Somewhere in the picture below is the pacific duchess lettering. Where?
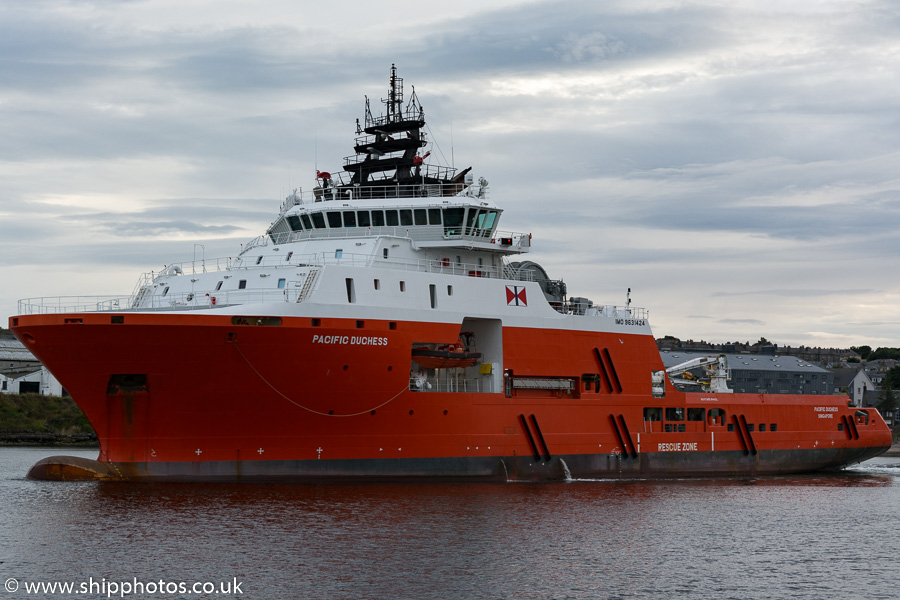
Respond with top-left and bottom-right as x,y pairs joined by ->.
311,335 -> 388,346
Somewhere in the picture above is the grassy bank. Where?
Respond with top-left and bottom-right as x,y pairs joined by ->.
0,393 -> 98,446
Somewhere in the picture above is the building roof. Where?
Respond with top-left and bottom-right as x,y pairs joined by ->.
659,350 -> 829,374
0,337 -> 36,360
831,368 -> 859,388
0,336 -> 41,378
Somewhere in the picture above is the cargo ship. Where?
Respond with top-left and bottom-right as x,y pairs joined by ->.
11,66 -> 891,481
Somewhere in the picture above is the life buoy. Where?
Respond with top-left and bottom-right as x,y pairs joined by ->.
211,296 -> 217,306
441,257 -> 450,267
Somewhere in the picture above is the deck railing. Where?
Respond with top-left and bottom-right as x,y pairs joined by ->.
16,251 -> 647,321
278,180 -> 486,208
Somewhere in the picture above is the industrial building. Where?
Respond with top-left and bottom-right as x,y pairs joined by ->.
660,350 -> 834,395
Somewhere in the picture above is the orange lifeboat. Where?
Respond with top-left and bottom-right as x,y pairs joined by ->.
411,342 -> 482,369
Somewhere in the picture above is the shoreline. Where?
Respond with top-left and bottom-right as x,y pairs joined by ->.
0,432 -> 98,447
881,442 -> 900,458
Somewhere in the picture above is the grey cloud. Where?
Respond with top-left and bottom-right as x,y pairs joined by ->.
69,201 -> 274,237
3,0 -> 900,345
549,32 -> 627,63
719,318 -> 765,325
711,289 -> 877,298
95,221 -> 242,236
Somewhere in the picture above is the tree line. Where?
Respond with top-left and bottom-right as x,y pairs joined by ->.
850,346 -> 900,361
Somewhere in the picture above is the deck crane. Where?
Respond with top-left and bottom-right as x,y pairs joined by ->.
664,354 -> 733,394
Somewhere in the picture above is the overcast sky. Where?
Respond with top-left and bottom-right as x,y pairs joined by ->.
2,0 -> 900,348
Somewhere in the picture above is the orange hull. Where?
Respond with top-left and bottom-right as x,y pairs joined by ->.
11,312 -> 892,481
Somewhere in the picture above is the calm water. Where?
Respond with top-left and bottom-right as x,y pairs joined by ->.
2,448 -> 899,600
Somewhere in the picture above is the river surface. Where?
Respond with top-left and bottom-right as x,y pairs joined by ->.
2,447 -> 899,600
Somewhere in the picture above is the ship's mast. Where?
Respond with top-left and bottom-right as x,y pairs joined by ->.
343,65 -> 436,188
387,63 -> 402,124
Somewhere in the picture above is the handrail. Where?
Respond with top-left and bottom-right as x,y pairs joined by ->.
276,180 -> 484,207
18,288 -> 648,320
252,227 -> 530,250
16,250 -> 644,320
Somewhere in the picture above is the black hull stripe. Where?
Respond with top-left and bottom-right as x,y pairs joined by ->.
27,445 -> 890,482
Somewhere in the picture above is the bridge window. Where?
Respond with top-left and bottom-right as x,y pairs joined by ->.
311,212 -> 326,228
301,214 -> 313,229
474,209 -> 486,229
287,215 -> 303,231
428,208 -> 442,224
400,209 -> 413,226
357,211 -> 371,227
465,208 -> 478,234
414,209 -> 427,225
327,211 -> 342,228
443,207 -> 464,235
474,209 -> 494,237
386,210 -> 399,226
343,211 -> 356,227
372,210 -> 385,226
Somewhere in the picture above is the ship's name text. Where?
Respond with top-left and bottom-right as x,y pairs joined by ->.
657,442 -> 698,452
814,406 -> 838,419
615,318 -> 646,327
311,335 -> 389,346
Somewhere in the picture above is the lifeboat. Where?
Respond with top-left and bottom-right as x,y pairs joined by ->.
411,343 -> 482,369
